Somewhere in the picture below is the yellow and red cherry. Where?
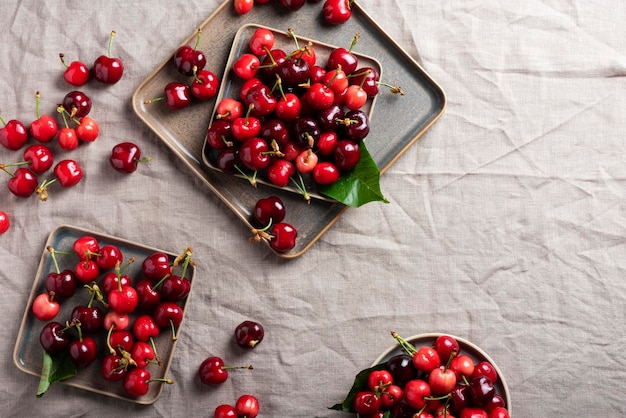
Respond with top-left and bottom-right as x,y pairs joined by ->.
191,67 -> 219,100
59,53 -> 90,86
104,311 -> 130,331
234,0 -> 254,15
0,115 -> 28,150
295,149 -> 318,173
349,66 -> 379,98
174,29 -> 207,76
343,84 -> 368,110
249,27 -> 274,56
312,161 -> 340,185
450,354 -> 475,380
429,363 -> 457,395
0,211 -> 10,234
32,292 -> 60,321
93,31 -> 124,85
109,141 -> 151,174
323,0 -> 352,25
215,97 -> 244,122
235,394 -> 260,418
198,356 -> 253,385
29,92 -> 58,143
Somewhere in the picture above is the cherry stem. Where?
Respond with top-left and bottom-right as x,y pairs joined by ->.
192,66 -> 203,84
288,28 -> 300,50
193,28 -> 202,50
46,246 -> 62,274
222,364 -> 254,371
35,91 -> 42,119
378,80 -> 405,96
115,258 -> 136,292
168,320 -> 178,341
390,331 -> 417,356
59,53 -> 69,69
106,324 -> 116,354
149,337 -> 162,365
173,247 -> 194,278
0,116 -> 6,126
36,178 -> 59,201
234,164 -> 258,187
348,33 -> 360,53
153,273 -> 171,290
107,31 -> 116,58
57,105 -> 71,128
290,172 -> 311,204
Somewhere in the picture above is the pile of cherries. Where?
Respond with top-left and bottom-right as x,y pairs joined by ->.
234,0 -> 354,27
35,234 -> 194,398
348,333 -> 510,418
205,27 -> 389,198
249,195 -> 297,252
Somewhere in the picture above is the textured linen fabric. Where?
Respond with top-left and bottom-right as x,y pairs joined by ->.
1,0 -> 625,416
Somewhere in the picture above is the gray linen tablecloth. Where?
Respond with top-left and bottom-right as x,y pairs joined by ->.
1,0 -> 624,416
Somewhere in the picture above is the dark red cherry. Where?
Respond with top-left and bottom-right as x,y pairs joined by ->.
270,222 -> 297,252
215,148 -> 239,174
142,252 -> 172,281
173,29 -> 207,76
68,335 -> 98,368
327,46 -> 359,75
161,275 -> 191,302
278,0 -> 306,10
260,118 -> 290,146
333,139 -> 360,171
343,110 -> 370,141
39,321 -> 70,353
109,142 -> 149,174
45,270 -> 77,301
71,305 -> 104,333
206,119 -> 234,150
234,320 -> 265,349
292,116 -> 320,149
62,90 -> 92,118
253,196 -> 286,226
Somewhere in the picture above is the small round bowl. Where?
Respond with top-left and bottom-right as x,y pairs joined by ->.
369,333 -> 511,415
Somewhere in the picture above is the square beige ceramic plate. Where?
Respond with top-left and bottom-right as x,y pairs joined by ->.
201,23 -> 382,201
132,0 -> 446,258
13,225 -> 196,404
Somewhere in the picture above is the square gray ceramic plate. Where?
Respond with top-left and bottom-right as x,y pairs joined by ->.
132,0 -> 446,258
13,224 -> 196,404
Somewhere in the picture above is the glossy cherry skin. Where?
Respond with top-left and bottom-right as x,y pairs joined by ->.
174,43 -> 207,76
472,361 -> 498,383
74,259 -> 100,283
164,82 -> 192,110
216,148 -> 239,174
260,119 -> 290,146
109,329 -> 134,356
233,53 -> 260,80
334,139 -> 360,171
71,305 -> 104,333
32,292 -> 60,321
57,127 -> 79,150
239,137 -> 271,171
343,110 -> 370,141
93,32 -> 124,84
235,320 -> 265,349
23,144 -> 54,174
266,159 -> 295,187
214,404 -> 238,418
277,57 -> 310,86
350,66 -> 380,98
62,90 -> 91,118
109,142 -> 143,173
269,222 -> 297,252
39,321 -> 70,353
45,270 -> 77,301
323,0 -> 352,25
130,341 -> 157,368
191,69 -> 219,100
429,365 -> 457,395
96,244 -> 123,270
161,275 -> 191,301
29,109 -> 58,143
434,335 -> 461,361
0,118 -> 28,150
101,354 -> 128,382
403,379 -> 431,410
328,47 -> 358,75
353,391 -> 382,415
312,161 -> 340,185
234,0 -> 254,15
0,211 -> 10,234
278,0 -> 306,11
249,27 -> 274,56
199,356 -> 229,385
387,354 -> 418,388
253,196 -> 286,226
132,314 -> 160,342
468,376 -> 496,406
317,103 -> 344,132
245,84 -> 277,118
142,252 -> 172,281
123,367 -> 151,397
60,54 -> 90,86
76,116 -> 99,142
206,119 -> 234,150
8,167 -> 38,197
54,159 -> 83,187
135,279 -> 162,309
215,97 -> 244,122
108,285 -> 139,314
292,116 -> 320,149
154,302 -> 184,340
68,335 -> 98,368
103,311 -> 130,331
235,394 -> 260,418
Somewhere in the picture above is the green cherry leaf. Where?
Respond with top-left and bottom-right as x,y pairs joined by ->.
328,362 -> 389,412
317,142 -> 389,207
36,350 -> 77,398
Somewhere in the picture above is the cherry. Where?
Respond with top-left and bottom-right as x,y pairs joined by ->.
109,142 -> 151,174
160,274 -> 191,301
0,211 -> 9,234
59,53 -> 90,86
292,116 -> 320,149
278,0 -> 306,11
55,106 -> 79,151
403,379 -> 431,410
333,139 -> 360,171
214,404 -> 237,418
234,0 -> 254,14
342,109 -> 370,141
253,196 -> 286,226
153,301 -> 184,340
215,149 -> 239,175
234,320 -> 265,349
101,354 -> 129,382
44,246 -> 77,301
323,0 -> 352,25
349,66 -> 380,98
233,53 -> 260,80
74,258 -> 100,283
135,279 -> 162,309
316,102 -> 344,132
93,31 -> 124,84
328,39 -> 359,75
269,222 -> 297,252
0,116 -> 28,150
449,384 -> 472,414
130,341 -> 158,368
145,81 -> 192,110
267,159 -> 295,187
39,321 -> 70,353
53,159 -> 83,187
239,137 -> 271,171
344,84 -> 368,110
29,92 -> 58,143
295,149 -> 318,173
259,49 -> 287,80
309,64 -> 327,84
96,244 -> 123,270
174,29 -> 207,76
277,57 -> 310,86
305,82 -> 335,110
367,369 -> 393,391
468,376 -> 496,406
198,356 -> 253,385
244,84 -> 277,118
75,116 -> 100,142
132,314 -> 160,342
488,407 -> 510,418
323,66 -> 349,94
104,311 -> 130,331
22,144 -> 54,174
108,329 -> 134,356
68,325 -> 98,368
381,384 -> 404,409
484,394 -> 506,413
206,119 -> 234,150
249,27 -> 274,56
6,167 -> 38,197
191,67 -> 219,100
71,283 -> 106,333
260,119 -> 290,146
123,367 -> 152,397
316,131 -> 337,156
428,364 -> 457,395
73,235 -> 100,260
109,284 -> 139,314
450,354 -> 475,380
142,252 -> 172,281
275,91 -> 301,122
353,391 -> 381,415
62,90 -> 92,118
461,408 -> 488,418
215,97 -> 244,122
32,292 -> 60,321
312,161 -> 340,185
231,104 -> 262,141
387,354 -> 418,388
433,335 -> 460,361
471,361 -> 498,384
235,394 -> 260,418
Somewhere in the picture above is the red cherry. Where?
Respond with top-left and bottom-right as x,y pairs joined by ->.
234,320 -> 265,349
343,84 -> 368,110
269,222 -> 297,252
101,354 -> 128,382
215,97 -> 244,122
109,142 -> 151,174
471,361 -> 498,383
153,301 -> 184,340
76,116 -> 99,142
312,161 -> 340,185
428,365 -> 457,395
123,367 -> 151,397
59,53 -> 90,86
57,127 -> 79,150
54,159 -> 83,187
323,0 -> 352,25
23,144 -> 54,174
295,149 -> 318,173
234,0 -> 254,14
68,332 -> 98,368
249,27 -> 274,56
413,345 -> 441,373
73,235 -> 100,260
239,137 -> 271,171
0,116 -> 28,150
235,394 -> 260,418
266,159 -> 295,187
103,311 -> 130,331
214,404 -> 237,418
191,68 -> 219,100
108,329 -> 134,356
233,53 -> 260,80
403,379 -> 431,410
173,29 -> 207,76
96,244 -> 123,270
31,292 -> 60,321
29,92 -> 58,143
0,211 -> 10,234
130,341 -> 157,368
74,259 -> 101,283
142,252 -> 172,281
163,81 -> 192,110
433,334 -> 461,361
132,314 -> 160,342
7,167 -> 38,197
160,274 -> 191,301
353,391 -> 382,415
93,31 -> 124,84
135,279 -> 162,310
253,196 -> 286,226
62,90 -> 92,118
109,284 -> 139,314
198,356 -> 252,385
275,92 -> 301,122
